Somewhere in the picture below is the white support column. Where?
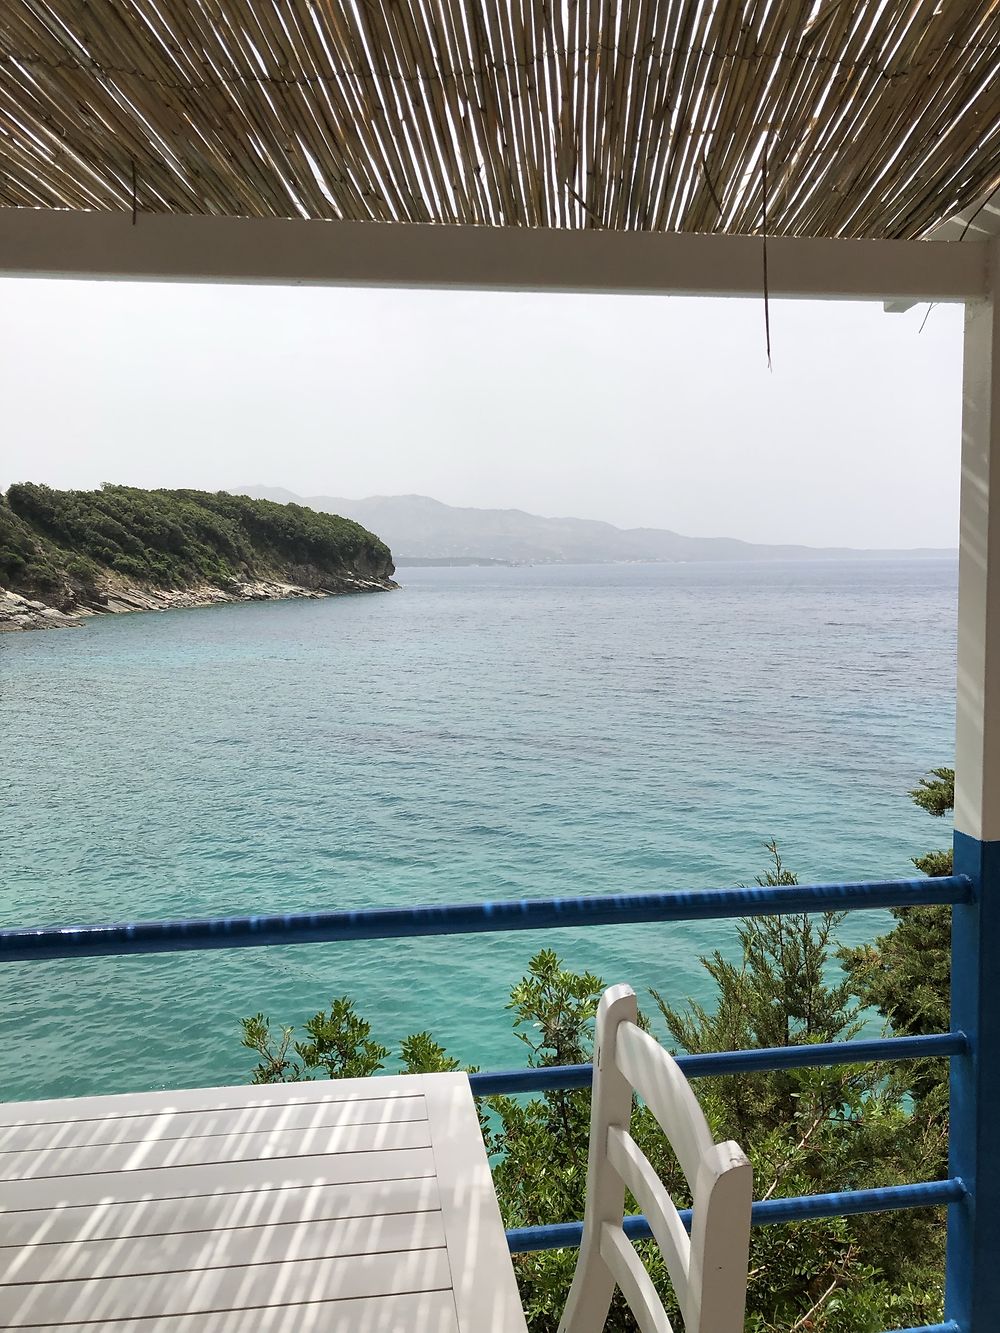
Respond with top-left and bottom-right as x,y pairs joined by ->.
955,244 -> 1000,843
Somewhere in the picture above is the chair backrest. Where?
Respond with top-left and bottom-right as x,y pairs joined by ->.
558,984 -> 752,1333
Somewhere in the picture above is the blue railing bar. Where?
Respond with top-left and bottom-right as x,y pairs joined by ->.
0,876 -> 972,964
469,1064 -> 595,1095
505,1178 -> 966,1253
468,1030 -> 969,1096
750,1177 -> 965,1223
505,1214 -> 660,1254
886,1326 -> 960,1333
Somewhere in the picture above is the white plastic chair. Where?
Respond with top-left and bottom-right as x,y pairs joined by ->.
558,984 -> 752,1333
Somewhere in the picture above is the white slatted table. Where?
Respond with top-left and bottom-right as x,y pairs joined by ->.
0,1071 -> 528,1332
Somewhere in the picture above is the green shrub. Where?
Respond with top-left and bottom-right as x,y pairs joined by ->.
241,861 -> 949,1331
1,483 -> 392,598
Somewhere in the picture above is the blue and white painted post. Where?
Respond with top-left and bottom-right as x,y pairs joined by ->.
947,239 -> 1000,1331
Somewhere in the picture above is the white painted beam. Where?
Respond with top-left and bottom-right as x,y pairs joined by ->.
0,209 -> 988,301
955,240 -> 1000,841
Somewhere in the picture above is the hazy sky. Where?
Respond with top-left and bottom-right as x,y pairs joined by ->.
0,277 -> 963,548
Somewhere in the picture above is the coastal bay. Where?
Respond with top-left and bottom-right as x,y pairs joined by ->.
0,559 -> 956,1103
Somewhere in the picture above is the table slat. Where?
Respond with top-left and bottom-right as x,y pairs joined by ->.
0,1176 -> 441,1248
0,1075 -> 429,1128
0,1095 -> 427,1155
0,1247 -> 454,1325
0,1119 -> 431,1181
20,1288 -> 460,1332
0,1146 -> 437,1211
1,1209 -> 447,1284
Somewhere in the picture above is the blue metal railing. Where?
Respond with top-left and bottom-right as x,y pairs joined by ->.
0,872 -> 973,1333
468,1029 -> 969,1095
506,1178 -> 968,1252
0,874 -> 969,961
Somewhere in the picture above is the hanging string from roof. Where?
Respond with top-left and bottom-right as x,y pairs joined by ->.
762,136 -> 772,372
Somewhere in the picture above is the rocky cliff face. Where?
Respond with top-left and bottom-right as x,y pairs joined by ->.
0,571 -> 397,633
0,589 -> 86,631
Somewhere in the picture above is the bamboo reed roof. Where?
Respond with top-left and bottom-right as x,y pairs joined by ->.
2,1 -> 1000,240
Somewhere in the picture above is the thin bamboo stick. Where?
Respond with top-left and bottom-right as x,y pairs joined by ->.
1,0 -> 999,237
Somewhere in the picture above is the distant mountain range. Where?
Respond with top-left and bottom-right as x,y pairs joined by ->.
237,488 -> 955,566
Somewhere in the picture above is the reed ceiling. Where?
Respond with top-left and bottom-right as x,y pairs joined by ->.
2,0 -> 1000,238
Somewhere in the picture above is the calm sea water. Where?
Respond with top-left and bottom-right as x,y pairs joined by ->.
0,560 -> 957,1103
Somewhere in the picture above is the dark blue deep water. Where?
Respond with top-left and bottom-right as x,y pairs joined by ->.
0,560 -> 957,1102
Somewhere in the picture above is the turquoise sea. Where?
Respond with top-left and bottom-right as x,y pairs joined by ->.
0,560 -> 957,1103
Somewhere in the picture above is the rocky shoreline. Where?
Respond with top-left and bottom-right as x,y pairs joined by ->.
0,574 -> 397,633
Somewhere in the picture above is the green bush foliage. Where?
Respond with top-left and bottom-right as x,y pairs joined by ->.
0,500 -> 63,592
0,483 -> 392,598
240,800 -> 955,1331
842,767 -> 954,1129
243,997 -> 391,1083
